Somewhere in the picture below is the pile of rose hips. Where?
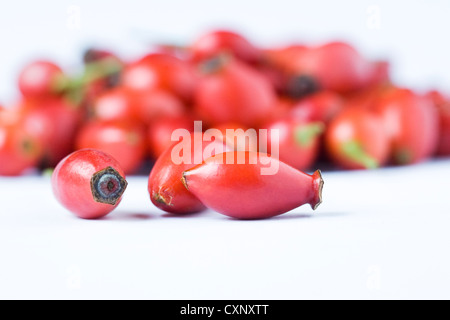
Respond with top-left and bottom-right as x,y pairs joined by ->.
1,30 -> 450,219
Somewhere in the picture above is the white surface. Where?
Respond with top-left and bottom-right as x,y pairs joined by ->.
1,160 -> 450,300
1,0 -> 450,104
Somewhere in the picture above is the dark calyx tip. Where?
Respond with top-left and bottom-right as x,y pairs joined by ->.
286,75 -> 320,99
91,166 -> 128,205
312,169 -> 324,210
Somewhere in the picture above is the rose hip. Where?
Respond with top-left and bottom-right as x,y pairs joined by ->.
18,60 -> 64,99
52,149 -> 127,219
264,119 -> 324,171
325,108 -> 390,170
182,152 -> 323,219
76,121 -> 147,174
194,56 -> 276,127
148,133 -> 231,214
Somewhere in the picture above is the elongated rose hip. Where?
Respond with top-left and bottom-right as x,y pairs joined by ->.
148,133 -> 231,214
182,152 -> 323,219
52,149 -> 128,219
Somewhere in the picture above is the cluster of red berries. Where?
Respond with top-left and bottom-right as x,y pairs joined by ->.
1,30 -> 449,219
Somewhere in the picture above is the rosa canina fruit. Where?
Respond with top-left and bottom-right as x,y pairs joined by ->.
287,42 -> 380,94
147,116 -> 195,159
76,120 -> 147,175
133,89 -> 186,126
148,133 -> 232,214
194,56 -> 276,127
52,149 -> 128,219
121,53 -> 197,102
426,90 -> 450,156
0,107 -> 43,176
18,60 -> 65,99
325,108 -> 390,170
19,97 -> 82,167
89,87 -> 138,123
191,30 -> 261,63
264,118 -> 324,171
290,91 -> 344,124
182,151 -> 324,219
373,88 -> 439,165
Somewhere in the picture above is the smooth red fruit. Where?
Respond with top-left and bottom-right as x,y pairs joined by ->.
18,61 -> 64,99
52,149 -> 127,219
148,133 -> 231,214
0,108 -> 43,176
373,89 -> 439,165
76,121 -> 146,174
265,119 -> 323,171
288,42 -> 377,93
122,53 -> 197,102
290,91 -> 344,124
182,152 -> 324,219
191,30 -> 261,63
325,108 -> 390,170
90,87 -> 137,123
147,117 -> 195,159
194,57 -> 276,127
206,123 -> 259,152
20,98 -> 82,167
426,90 -> 450,156
134,89 -> 186,126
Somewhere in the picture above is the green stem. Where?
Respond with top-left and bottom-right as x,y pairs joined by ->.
294,122 -> 324,148
341,140 -> 379,169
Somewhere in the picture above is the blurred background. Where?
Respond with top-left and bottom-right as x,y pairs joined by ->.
0,0 -> 449,103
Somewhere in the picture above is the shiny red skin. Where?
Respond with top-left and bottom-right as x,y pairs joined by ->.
122,53 -> 197,102
194,59 -> 276,127
191,30 -> 261,63
206,123 -> 258,152
148,133 -> 231,214
134,89 -> 186,126
289,42 -> 376,93
147,117 -> 195,159
264,119 -> 323,171
183,152 -> 323,219
90,87 -> 138,123
262,45 -> 308,73
426,90 -> 450,156
0,108 -> 43,176
20,98 -> 82,167
18,61 -> 63,99
76,121 -> 146,174
52,149 -> 127,219
325,108 -> 390,170
373,89 -> 439,164
290,91 -> 344,124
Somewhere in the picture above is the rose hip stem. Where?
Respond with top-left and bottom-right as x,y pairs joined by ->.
52,149 -> 128,219
181,152 -> 323,219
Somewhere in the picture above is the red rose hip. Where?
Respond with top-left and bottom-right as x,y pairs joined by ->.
182,152 -> 324,219
52,149 -> 128,219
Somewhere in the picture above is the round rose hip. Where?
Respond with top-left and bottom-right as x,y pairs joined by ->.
52,149 -> 128,219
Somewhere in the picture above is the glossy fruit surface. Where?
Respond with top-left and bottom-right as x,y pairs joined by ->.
265,119 -> 323,170
373,89 -> 439,164
148,133 -> 231,214
426,90 -> 450,156
325,108 -> 390,170
76,121 -> 146,174
182,152 -> 323,219
0,108 -> 43,175
194,57 -> 276,127
18,60 -> 64,99
52,149 -> 127,219
191,30 -> 261,63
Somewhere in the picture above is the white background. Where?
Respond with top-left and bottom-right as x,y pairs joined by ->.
1,0 -> 450,300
